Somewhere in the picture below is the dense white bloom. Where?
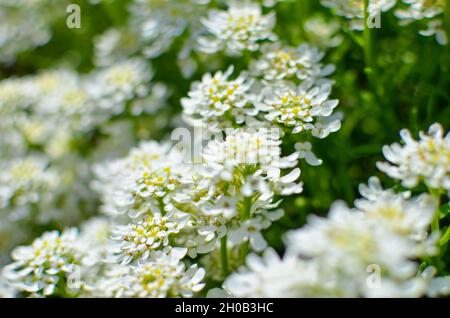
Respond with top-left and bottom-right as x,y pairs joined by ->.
199,1 -> 276,55
0,157 -> 59,218
259,80 -> 340,135
110,248 -> 205,298
202,128 -> 302,194
112,213 -> 190,264
304,15 -> 343,48
224,196 -> 440,298
181,66 -> 255,127
0,0 -> 61,64
223,249 -> 335,297
377,123 -> 449,191
129,0 -> 208,58
251,43 -> 336,84
286,202 -> 424,282
89,59 -> 153,114
3,229 -> 86,296
356,177 -> 435,241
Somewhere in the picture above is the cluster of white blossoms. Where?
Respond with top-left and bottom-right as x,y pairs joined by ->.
92,125 -> 301,266
103,248 -> 205,298
0,0 -> 63,64
218,123 -> 450,298
184,9 -> 341,140
2,0 -> 448,300
0,55 -> 168,261
198,1 -> 277,55
2,229 -> 86,297
320,0 -> 448,45
377,123 -> 449,192
221,179 -> 449,297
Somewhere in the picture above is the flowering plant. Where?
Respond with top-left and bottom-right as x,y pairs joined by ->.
0,0 -> 449,298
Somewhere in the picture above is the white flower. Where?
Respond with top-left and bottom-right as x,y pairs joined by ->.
181,66 -> 254,127
228,218 -> 269,251
88,59 -> 153,114
396,0 -> 446,45
3,229 -> 86,296
356,177 -> 435,241
286,202 -> 423,282
0,156 -> 59,217
112,212 -> 190,265
320,0 -> 397,30
113,248 -> 205,298
223,248 -> 334,297
199,1 -> 276,55
377,123 -> 449,191
295,142 -> 323,166
251,43 -> 335,84
304,15 -> 343,48
129,0 -> 208,58
0,1 -> 60,64
260,80 -> 340,135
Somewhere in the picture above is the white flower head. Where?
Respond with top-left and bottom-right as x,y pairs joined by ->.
377,123 -> 450,191
3,229 -> 86,297
181,66 -> 255,128
199,1 -> 277,55
260,80 -> 340,135
113,248 -> 205,298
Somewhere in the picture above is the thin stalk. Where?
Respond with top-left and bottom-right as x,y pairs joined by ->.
440,227 -> 450,246
240,196 -> 252,264
445,0 -> 450,48
220,235 -> 229,277
363,0 -> 376,79
430,189 -> 441,233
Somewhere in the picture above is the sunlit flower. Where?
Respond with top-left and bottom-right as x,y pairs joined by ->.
199,1 -> 276,55
377,123 -> 449,191
112,248 -> 205,298
3,229 -> 86,297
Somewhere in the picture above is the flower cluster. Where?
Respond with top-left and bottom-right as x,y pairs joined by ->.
1,0 -> 449,300
2,229 -> 86,297
102,248 -> 205,298
377,123 -> 449,192
0,0 -> 63,64
0,57 -> 167,258
222,178 -> 448,297
219,123 -> 450,297
183,47 -> 340,139
198,1 -> 277,55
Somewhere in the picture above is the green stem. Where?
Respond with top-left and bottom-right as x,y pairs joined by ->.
220,235 -> 229,277
363,0 -> 376,79
240,196 -> 252,264
445,0 -> 450,48
440,227 -> 450,246
430,189 -> 441,233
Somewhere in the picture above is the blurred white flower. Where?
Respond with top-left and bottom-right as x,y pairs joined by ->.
377,123 -> 449,191
3,229 -> 86,297
199,1 -> 276,55
260,80 -> 340,135
251,43 -> 336,84
111,248 -> 205,298
396,0 -> 447,45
